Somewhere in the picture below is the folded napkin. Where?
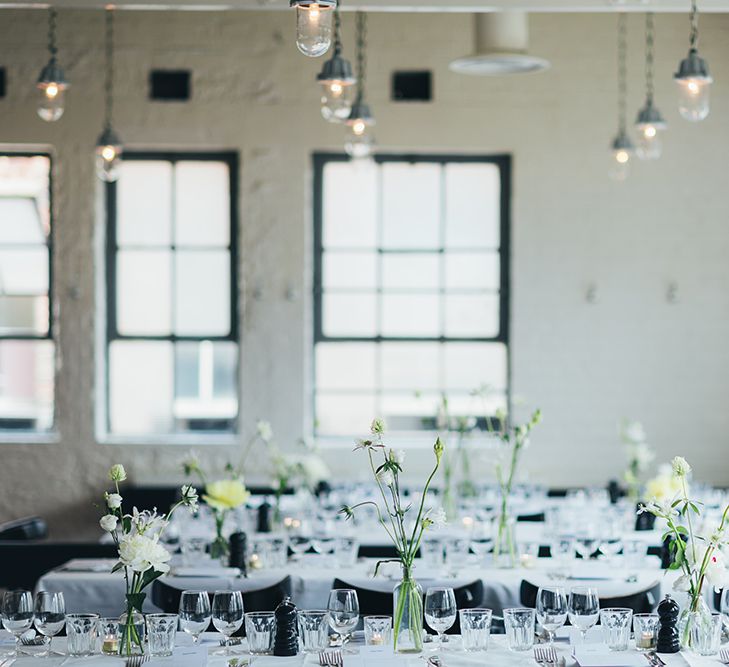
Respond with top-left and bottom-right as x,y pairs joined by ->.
573,644 -> 652,667
171,566 -> 241,577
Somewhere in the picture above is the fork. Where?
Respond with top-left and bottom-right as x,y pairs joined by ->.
534,646 -> 558,665
331,649 -> 344,667
719,648 -> 729,664
318,652 -> 331,666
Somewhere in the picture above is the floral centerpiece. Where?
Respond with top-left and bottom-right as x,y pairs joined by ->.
341,419 -> 445,653
619,419 -> 655,502
100,464 -> 198,656
182,454 -> 250,560
640,456 -> 729,649
491,408 -> 542,568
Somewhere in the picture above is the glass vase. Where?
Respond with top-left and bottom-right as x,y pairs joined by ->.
678,596 -> 712,651
392,565 -> 423,653
119,602 -> 145,656
492,510 -> 517,568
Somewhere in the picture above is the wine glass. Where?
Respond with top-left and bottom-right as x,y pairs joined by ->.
536,586 -> 567,645
179,590 -> 211,645
574,537 -> 597,561
33,591 -> 66,657
568,587 -> 599,644
720,589 -> 729,632
212,591 -> 244,655
424,587 -> 457,653
1,590 -> 34,656
327,589 -> 359,652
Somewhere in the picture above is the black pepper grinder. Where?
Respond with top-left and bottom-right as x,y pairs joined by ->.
228,531 -> 248,576
656,595 -> 680,653
273,597 -> 299,656
257,497 -> 272,533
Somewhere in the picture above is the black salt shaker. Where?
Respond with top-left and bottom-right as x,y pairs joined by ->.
257,497 -> 272,533
273,597 -> 299,656
656,595 -> 680,654
228,531 -> 248,576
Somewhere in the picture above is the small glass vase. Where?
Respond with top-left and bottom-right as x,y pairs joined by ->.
392,565 -> 423,654
492,511 -> 517,568
119,605 -> 145,656
678,597 -> 712,651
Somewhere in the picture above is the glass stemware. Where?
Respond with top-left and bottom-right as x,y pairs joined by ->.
179,590 -> 212,645
212,591 -> 244,655
574,537 -> 597,561
1,590 -> 34,656
567,586 -> 599,643
535,586 -> 567,645
33,591 -> 66,657
424,587 -> 457,653
327,589 -> 359,653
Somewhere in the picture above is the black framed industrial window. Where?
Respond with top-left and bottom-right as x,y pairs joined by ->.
105,152 -> 239,437
313,153 -> 510,436
0,152 -> 54,432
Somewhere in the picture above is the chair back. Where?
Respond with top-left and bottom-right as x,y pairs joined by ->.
0,516 -> 48,541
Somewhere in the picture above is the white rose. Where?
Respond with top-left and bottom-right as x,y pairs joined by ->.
100,514 -> 118,532
109,464 -> 127,482
118,533 -> 171,574
704,549 -> 729,588
671,456 -> 692,478
105,493 -> 122,509
672,574 -> 691,592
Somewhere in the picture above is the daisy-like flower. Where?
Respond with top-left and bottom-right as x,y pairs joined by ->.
353,437 -> 384,451
672,456 -> 692,478
422,507 -> 447,530
377,469 -> 395,488
339,505 -> 355,521
108,464 -> 127,482
181,485 -> 199,512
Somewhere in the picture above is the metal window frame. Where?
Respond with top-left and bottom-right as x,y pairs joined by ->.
104,150 -> 240,434
0,151 -> 54,342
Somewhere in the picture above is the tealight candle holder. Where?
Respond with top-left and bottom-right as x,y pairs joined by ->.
633,613 -> 659,651
99,617 -> 121,655
364,615 -> 392,647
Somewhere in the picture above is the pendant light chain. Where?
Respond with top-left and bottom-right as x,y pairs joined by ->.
355,11 -> 367,102
645,13 -> 655,104
48,7 -> 58,60
617,12 -> 628,135
689,0 -> 699,50
104,8 -> 115,131
333,2 -> 342,54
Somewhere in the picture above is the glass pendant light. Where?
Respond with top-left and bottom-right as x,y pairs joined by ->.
674,0 -> 712,122
345,12 -> 375,159
609,13 -> 634,182
635,13 -> 667,160
317,4 -> 356,122
95,8 -> 122,182
36,8 -> 69,122
290,0 -> 336,58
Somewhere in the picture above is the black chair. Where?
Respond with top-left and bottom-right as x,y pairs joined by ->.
0,516 -> 48,541
520,579 -> 660,614
331,578 -> 483,634
517,513 -> 545,523
151,576 -> 292,636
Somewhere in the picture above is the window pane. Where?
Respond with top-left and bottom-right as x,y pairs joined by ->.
0,198 -> 45,244
445,163 -> 500,248
0,249 -> 49,294
381,293 -> 440,337
174,341 -> 237,432
175,161 -> 230,247
316,391 -> 376,435
0,340 -> 53,431
117,250 -> 172,335
110,341 -> 173,435
174,250 -> 230,336
380,391 -> 440,431
444,294 -> 500,337
0,296 -> 48,336
382,254 -> 440,290
0,155 -> 50,240
323,251 -> 377,289
382,163 -> 441,249
323,161 -> 377,248
117,161 -> 172,246
443,342 -> 507,392
316,342 -> 376,390
445,252 -> 500,290
322,292 -> 376,337
380,342 -> 440,390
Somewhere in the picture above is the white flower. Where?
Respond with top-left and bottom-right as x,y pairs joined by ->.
100,514 -> 118,532
181,485 -> 199,512
627,442 -> 655,471
370,418 -> 386,435
705,549 -> 729,588
422,507 -> 447,530
118,533 -> 171,574
256,421 -> 273,442
391,449 -> 405,466
109,464 -> 127,482
105,493 -> 122,510
621,420 -> 647,445
672,456 -> 692,478
129,508 -> 168,537
672,574 -> 691,592
376,469 -> 394,487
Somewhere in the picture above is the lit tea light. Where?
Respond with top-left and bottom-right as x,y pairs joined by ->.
461,516 -> 474,529
637,631 -> 655,649
102,636 -> 120,654
369,632 -> 384,645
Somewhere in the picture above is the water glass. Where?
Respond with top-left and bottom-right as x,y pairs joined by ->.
327,589 -> 359,652
146,613 -> 178,657
567,587 -> 599,643
424,587 -> 457,651
504,608 -> 535,651
363,615 -> 391,646
633,613 -> 659,651
181,537 -> 208,566
600,608 -> 632,651
444,539 -> 470,571
420,539 -> 444,569
334,537 -> 359,567
179,590 -> 211,645
99,617 -> 121,655
536,586 -> 567,645
692,612 -> 723,656
33,591 -> 65,657
66,613 -> 99,656
298,610 -> 329,653
459,608 -> 492,652
245,612 -> 275,655
268,537 -> 289,568
212,591 -> 244,654
1,590 -> 34,655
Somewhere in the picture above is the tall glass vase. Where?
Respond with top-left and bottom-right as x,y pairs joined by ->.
492,510 -> 517,568
210,511 -> 229,564
678,596 -> 713,651
120,595 -> 145,656
392,565 -> 423,653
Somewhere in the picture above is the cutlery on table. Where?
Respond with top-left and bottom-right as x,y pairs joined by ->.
534,645 -> 558,665
719,648 -> 729,665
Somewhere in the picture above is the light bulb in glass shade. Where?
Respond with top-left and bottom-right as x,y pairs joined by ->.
291,0 -> 336,58
634,101 -> 667,161
317,49 -> 356,122
345,99 -> 375,158
95,128 -> 123,182
36,61 -> 68,122
608,132 -> 634,182
674,49 -> 712,122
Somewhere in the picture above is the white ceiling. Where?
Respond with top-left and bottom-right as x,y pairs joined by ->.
4,0 -> 729,11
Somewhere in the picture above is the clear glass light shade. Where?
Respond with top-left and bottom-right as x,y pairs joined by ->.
294,2 -> 335,57
96,142 -> 123,182
635,124 -> 663,160
608,148 -> 631,182
344,122 -> 374,159
36,81 -> 66,122
676,78 -> 711,122
321,80 -> 355,122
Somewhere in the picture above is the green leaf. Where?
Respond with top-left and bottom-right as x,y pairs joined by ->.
125,592 -> 146,613
689,502 -> 701,515
111,561 -> 124,574
668,560 -> 683,570
139,567 -> 164,591
122,516 -> 132,533
675,525 -> 689,535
